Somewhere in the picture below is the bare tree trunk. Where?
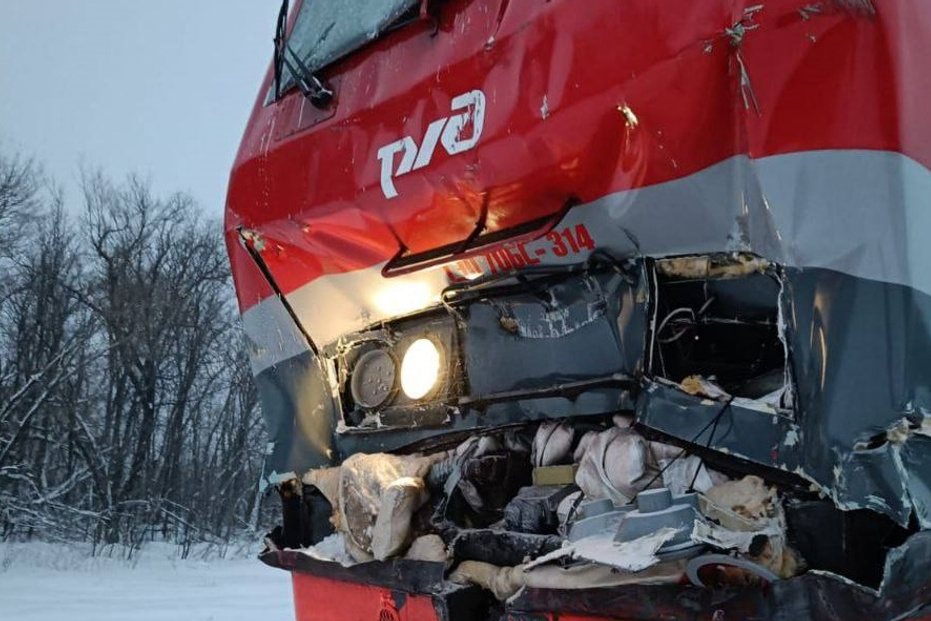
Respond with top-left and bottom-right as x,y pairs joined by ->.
0,150 -> 272,547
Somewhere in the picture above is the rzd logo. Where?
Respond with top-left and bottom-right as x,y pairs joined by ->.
377,90 -> 486,199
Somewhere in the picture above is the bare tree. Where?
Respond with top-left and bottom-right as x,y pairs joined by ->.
0,184 -> 94,539
0,150 -> 271,549
0,149 -> 40,257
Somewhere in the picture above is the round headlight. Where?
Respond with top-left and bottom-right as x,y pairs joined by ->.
350,349 -> 396,409
400,338 -> 442,400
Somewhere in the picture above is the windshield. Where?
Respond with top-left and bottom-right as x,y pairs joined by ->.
280,0 -> 418,94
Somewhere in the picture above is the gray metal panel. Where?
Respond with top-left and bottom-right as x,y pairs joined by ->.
463,272 -> 642,397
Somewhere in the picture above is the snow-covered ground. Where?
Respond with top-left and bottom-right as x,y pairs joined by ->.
0,541 -> 293,621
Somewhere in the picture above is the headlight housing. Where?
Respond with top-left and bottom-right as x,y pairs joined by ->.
337,314 -> 460,428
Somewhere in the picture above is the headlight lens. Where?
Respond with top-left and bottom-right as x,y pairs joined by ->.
350,349 -> 396,409
400,338 -> 442,400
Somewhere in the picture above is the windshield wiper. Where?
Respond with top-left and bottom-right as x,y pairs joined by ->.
282,45 -> 334,108
272,0 -> 333,108
273,0 -> 289,101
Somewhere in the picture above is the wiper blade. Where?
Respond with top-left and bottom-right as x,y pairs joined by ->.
273,0 -> 289,101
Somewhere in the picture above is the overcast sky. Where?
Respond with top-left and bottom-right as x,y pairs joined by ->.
0,1 -> 277,217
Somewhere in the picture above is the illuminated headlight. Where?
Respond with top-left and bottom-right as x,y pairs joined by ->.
400,338 -> 443,400
339,317 -> 458,424
350,349 -> 397,409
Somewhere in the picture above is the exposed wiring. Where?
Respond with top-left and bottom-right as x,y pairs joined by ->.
596,432 -> 630,505
697,296 -> 715,317
562,491 -> 586,537
655,296 -> 717,344
687,402 -> 725,493
658,327 -> 692,345
642,397 -> 734,491
533,421 -> 562,468
656,306 -> 695,336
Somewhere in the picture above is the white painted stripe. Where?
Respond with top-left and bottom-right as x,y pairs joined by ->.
242,149 -> 931,374
242,294 -> 311,376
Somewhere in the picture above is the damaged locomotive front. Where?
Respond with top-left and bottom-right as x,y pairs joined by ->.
224,0 -> 931,619
260,253 -> 931,620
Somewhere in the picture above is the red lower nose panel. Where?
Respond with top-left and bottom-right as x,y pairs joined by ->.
292,572 -> 475,621
292,573 -> 436,621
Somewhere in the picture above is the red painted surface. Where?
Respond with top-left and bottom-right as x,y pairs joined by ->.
225,0 -> 931,313
291,573 -> 440,621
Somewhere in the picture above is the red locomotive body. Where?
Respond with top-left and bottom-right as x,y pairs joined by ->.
226,1 -> 931,619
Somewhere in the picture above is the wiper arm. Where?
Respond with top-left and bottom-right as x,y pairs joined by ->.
273,0 -> 289,101
271,0 -> 333,108
282,45 -> 334,108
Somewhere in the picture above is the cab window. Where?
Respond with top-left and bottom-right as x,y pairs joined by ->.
281,0 -> 418,92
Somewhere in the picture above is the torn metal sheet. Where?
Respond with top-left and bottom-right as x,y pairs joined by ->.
254,351 -> 337,489
525,527 -> 679,573
638,265 -> 931,528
